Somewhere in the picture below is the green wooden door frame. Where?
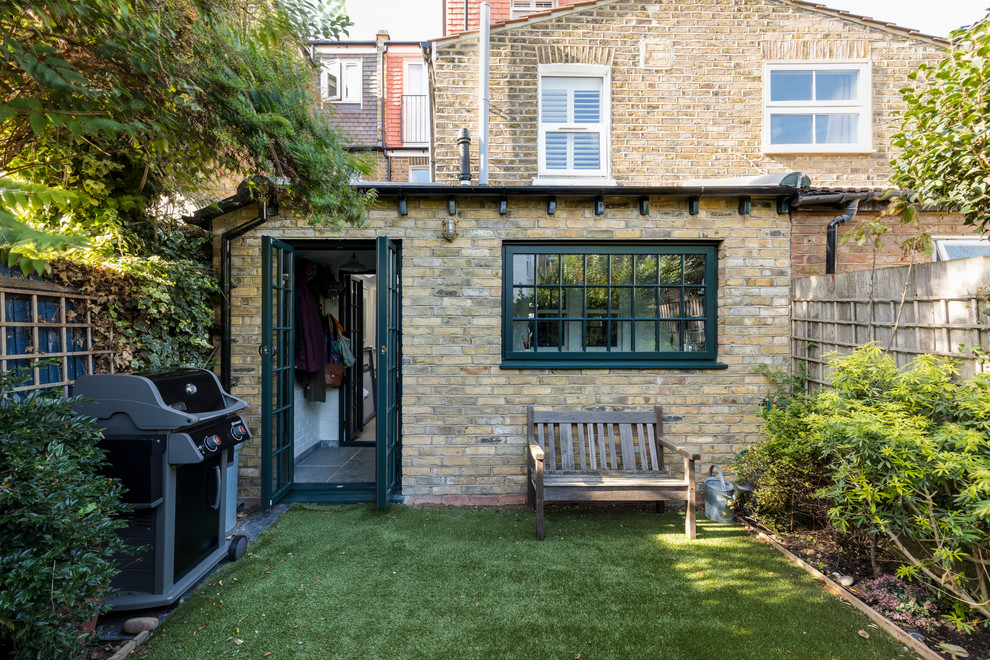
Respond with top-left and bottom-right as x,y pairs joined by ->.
375,237 -> 401,509
261,236 -> 295,508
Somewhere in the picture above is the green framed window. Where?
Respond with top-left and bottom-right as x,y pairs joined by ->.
502,243 -> 721,369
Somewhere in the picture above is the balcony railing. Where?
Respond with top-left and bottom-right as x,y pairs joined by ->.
401,95 -> 429,144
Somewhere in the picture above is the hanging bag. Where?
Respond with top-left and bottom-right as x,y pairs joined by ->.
329,314 -> 356,368
337,332 -> 356,367
324,363 -> 345,387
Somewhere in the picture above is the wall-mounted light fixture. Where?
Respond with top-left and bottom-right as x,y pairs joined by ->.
442,216 -> 458,242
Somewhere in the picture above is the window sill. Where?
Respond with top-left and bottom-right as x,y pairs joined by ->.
532,176 -> 618,186
763,145 -> 874,155
499,359 -> 728,370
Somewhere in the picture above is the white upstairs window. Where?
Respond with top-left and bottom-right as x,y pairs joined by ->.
763,62 -> 871,153
511,0 -> 555,19
538,64 -> 610,179
933,236 -> 990,261
321,60 -> 362,103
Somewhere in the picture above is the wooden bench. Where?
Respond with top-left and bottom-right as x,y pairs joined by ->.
526,405 -> 699,540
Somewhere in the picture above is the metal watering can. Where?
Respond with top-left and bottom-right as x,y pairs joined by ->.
703,465 -> 735,524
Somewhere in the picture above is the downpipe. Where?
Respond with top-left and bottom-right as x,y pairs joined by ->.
825,198 -> 861,275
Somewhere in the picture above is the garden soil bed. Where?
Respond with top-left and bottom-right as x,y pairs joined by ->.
744,518 -> 990,660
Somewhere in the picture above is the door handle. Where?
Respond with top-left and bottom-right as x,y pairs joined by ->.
381,345 -> 387,355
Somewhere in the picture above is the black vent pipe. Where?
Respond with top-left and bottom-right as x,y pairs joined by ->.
458,128 -> 471,185
825,198 -> 860,275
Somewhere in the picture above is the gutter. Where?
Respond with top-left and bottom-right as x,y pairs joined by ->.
354,182 -> 807,198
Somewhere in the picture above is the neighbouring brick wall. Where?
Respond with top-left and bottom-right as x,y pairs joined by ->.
388,155 -> 430,182
353,150 -> 388,182
431,0 -> 947,188
214,194 -> 791,506
791,207 -> 979,278
444,0 -> 589,36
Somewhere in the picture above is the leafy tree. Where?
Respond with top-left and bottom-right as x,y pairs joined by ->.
1,0 -> 371,369
891,14 -> 990,232
1,0 -> 370,260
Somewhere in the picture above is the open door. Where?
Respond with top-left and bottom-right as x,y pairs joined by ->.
375,237 -> 401,509
261,237 -> 295,507
344,276 -> 365,442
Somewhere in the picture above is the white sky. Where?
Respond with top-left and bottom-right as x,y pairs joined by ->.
341,0 -> 989,41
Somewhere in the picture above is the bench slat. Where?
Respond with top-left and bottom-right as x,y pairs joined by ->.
545,470 -> 675,485
585,424 -> 596,470
647,423 -> 660,471
606,423 -> 618,470
636,424 -> 650,470
596,423 -> 606,471
560,422 -> 574,471
577,423 -> 587,471
619,423 -> 635,470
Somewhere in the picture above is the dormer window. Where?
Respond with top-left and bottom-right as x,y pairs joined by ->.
321,59 -> 361,104
511,0 -> 555,19
763,62 -> 871,153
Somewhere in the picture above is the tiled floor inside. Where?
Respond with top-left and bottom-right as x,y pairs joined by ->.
295,445 -> 375,483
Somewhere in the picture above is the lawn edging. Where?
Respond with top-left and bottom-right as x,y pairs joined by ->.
104,630 -> 151,660
747,525 -> 942,660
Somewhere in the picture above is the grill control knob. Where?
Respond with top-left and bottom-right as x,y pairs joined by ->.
230,423 -> 247,441
203,435 -> 221,452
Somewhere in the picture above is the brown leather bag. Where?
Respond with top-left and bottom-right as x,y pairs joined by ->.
324,363 -> 345,387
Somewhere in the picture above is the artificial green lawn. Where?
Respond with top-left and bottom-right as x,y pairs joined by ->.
143,505 -> 913,659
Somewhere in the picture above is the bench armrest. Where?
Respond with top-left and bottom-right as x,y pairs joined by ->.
658,437 -> 701,461
527,439 -> 545,464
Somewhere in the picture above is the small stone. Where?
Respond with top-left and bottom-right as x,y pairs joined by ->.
122,616 -> 159,635
906,630 -> 925,643
831,573 -> 855,587
938,643 -> 969,658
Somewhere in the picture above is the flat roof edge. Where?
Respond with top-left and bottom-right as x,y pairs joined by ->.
354,183 -> 806,197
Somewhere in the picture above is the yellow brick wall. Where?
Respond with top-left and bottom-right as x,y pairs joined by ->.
430,0 -> 947,188
215,194 -> 791,506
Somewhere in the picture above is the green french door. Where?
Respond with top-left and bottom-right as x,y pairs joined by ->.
376,237 -> 401,509
261,237 -> 295,507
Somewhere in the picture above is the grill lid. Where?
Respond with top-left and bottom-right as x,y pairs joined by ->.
73,368 -> 247,431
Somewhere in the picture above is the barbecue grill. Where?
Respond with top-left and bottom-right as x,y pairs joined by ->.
73,368 -> 251,611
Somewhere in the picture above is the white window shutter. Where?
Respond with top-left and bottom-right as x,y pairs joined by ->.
539,75 -> 605,175
321,60 -> 341,101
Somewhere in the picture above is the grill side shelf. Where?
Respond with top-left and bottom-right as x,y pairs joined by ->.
167,433 -> 205,465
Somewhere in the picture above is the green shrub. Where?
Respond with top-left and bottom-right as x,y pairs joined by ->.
734,364 -> 834,531
0,370 -> 127,659
816,346 -> 990,622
